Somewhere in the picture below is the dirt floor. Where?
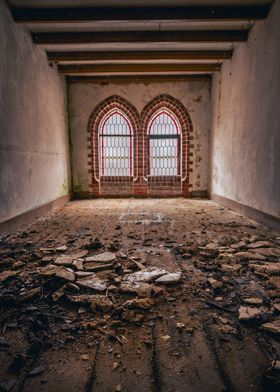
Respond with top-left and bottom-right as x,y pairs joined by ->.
0,198 -> 280,392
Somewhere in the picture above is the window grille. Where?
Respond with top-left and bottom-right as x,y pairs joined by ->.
148,109 -> 181,176
99,110 -> 133,176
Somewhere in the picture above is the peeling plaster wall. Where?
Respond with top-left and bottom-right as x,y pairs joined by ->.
69,80 -> 211,195
0,0 -> 69,223
210,0 -> 280,219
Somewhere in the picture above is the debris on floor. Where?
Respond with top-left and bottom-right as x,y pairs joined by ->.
0,199 -> 279,391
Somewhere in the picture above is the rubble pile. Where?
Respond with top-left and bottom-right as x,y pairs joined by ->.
0,243 -> 184,348
0,220 -> 280,389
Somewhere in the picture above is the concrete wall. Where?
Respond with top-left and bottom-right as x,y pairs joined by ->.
0,0 -> 69,223
69,80 -> 211,195
210,0 -> 280,219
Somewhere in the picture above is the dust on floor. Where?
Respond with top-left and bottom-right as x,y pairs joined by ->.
0,198 -> 280,392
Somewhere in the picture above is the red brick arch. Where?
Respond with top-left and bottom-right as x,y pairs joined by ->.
87,95 -> 140,196
141,94 -> 194,196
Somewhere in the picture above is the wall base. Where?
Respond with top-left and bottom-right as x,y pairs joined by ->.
211,193 -> 280,233
0,194 -> 70,236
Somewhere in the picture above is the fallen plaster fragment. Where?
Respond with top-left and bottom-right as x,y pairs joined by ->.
125,267 -> 167,283
72,259 -> 84,270
155,272 -> 182,284
54,251 -> 88,266
75,271 -> 94,278
161,335 -> 171,341
207,278 -> 222,289
261,319 -> 280,335
56,245 -> 68,252
238,306 -> 264,321
120,282 -> 163,297
84,252 -> 116,263
243,297 -> 263,306
84,262 -> 114,272
55,269 -> 76,282
77,274 -> 107,291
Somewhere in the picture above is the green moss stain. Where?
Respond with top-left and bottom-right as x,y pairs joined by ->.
59,180 -> 68,196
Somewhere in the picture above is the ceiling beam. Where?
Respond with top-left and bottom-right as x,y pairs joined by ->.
12,5 -> 271,23
33,30 -> 248,45
67,75 -> 212,83
57,63 -> 221,74
47,50 -> 233,62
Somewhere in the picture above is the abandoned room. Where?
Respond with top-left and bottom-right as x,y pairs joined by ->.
0,0 -> 280,390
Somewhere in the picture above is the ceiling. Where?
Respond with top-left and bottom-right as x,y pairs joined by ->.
8,0 -> 274,82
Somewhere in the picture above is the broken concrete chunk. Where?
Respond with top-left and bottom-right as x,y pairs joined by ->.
77,274 -> 107,292
125,267 -> 167,283
261,318 -> 280,335
55,269 -> 76,282
155,272 -> 182,285
84,252 -> 116,263
238,306 -> 264,321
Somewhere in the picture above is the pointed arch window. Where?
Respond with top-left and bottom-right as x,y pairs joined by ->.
148,109 -> 181,176
99,109 -> 134,177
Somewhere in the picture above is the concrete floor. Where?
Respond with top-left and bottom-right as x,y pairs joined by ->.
0,198 -> 280,392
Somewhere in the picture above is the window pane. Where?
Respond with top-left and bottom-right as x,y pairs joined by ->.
99,111 -> 133,176
148,110 -> 180,176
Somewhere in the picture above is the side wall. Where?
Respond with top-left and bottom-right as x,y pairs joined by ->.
210,0 -> 280,226
69,80 -> 211,197
0,0 -> 70,224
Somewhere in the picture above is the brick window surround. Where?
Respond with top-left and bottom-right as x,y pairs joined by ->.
87,94 -> 193,197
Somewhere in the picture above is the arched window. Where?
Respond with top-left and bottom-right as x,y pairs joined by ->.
99,109 -> 134,177
148,109 -> 181,176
